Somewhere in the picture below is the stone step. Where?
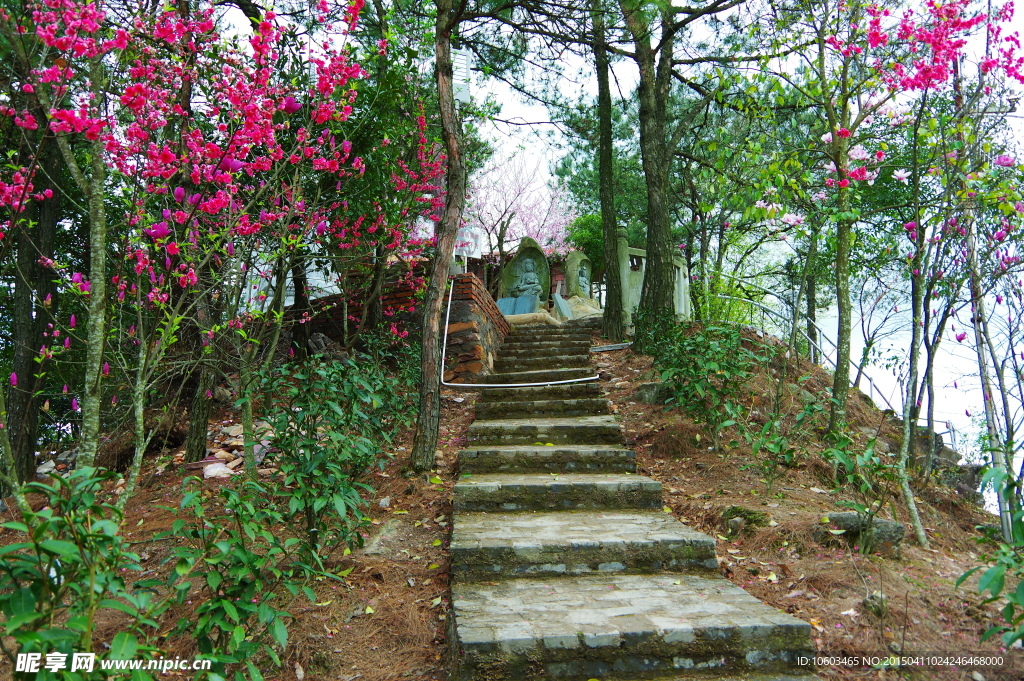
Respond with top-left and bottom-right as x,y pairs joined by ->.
481,368 -> 597,385
495,354 -> 592,372
453,473 -> 662,512
450,510 -> 717,581
475,398 -> 610,420
501,337 -> 592,349
505,329 -> 593,341
458,445 -> 637,474
450,573 -> 813,680
479,383 -> 604,404
499,344 -> 591,358
467,416 -> 621,446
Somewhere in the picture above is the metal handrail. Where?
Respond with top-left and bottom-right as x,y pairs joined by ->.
717,292 -> 954,442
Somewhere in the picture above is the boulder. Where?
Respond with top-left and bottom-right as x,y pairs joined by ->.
636,382 -> 673,405
816,511 -> 905,557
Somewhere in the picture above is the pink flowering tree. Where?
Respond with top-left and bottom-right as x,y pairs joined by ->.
464,153 -> 574,295
768,0 -> 1024,547
0,0 -> 442,501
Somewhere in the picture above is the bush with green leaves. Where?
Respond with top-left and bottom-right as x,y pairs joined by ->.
822,436 -> 898,554
161,478 -> 311,681
657,323 -> 760,451
0,468 -> 165,680
959,468 -> 1024,647
260,355 -> 411,560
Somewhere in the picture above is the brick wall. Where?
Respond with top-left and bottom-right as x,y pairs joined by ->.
444,273 -> 509,383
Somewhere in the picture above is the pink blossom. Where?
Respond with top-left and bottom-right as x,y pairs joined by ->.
838,179 -> 850,188
69,314 -> 77,329
848,145 -> 869,161
71,397 -> 79,411
173,186 -> 186,203
282,96 -> 302,114
836,128 -> 851,138
9,373 -> 16,387
145,222 -> 171,240
994,154 -> 1015,167
893,169 -> 910,184
821,132 -> 833,143
994,230 -> 1007,241
102,362 -> 110,376
956,332 -> 967,342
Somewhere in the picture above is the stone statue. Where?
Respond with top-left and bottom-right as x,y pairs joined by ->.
510,259 -> 543,298
501,237 -> 550,306
577,262 -> 590,295
564,251 -> 594,300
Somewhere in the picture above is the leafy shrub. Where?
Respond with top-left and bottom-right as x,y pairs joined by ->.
162,479 -> 303,680
0,468 -> 165,680
959,468 -> 1024,646
658,323 -> 759,451
822,436 -> 898,554
631,306 -> 680,359
260,354 -> 414,560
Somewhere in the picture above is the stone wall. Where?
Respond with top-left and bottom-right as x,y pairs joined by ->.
444,273 -> 510,383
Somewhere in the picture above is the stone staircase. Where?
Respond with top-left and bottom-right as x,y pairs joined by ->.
448,318 -> 816,680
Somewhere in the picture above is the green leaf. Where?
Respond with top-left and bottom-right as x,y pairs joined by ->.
429,476 -> 443,484
38,540 -> 80,557
270,617 -> 288,647
109,632 -> 139,659
979,565 -> 1007,596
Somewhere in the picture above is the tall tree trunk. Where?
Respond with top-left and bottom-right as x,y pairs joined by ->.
620,2 -> 676,326
827,207 -> 852,434
77,58 -> 111,468
592,0 -> 623,342
410,0 -> 466,471
184,367 -> 215,463
9,136 -> 60,483
896,223 -> 930,548
291,255 -> 311,361
806,273 -> 818,363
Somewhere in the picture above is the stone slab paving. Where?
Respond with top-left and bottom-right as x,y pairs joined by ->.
479,383 -> 604,403
453,473 -> 661,511
496,355 -> 593,371
450,320 -> 815,680
468,415 -> 621,445
484,367 -> 596,384
475,398 -> 610,420
450,510 -> 718,579
451,574 -> 813,679
458,444 -> 637,474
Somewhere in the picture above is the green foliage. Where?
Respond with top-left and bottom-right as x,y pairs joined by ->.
958,468 -> 1024,647
565,214 -> 606,273
259,356 -> 404,559
822,436 -> 897,554
631,306 -> 679,359
0,468 -> 164,680
656,323 -> 759,451
163,478 -> 309,680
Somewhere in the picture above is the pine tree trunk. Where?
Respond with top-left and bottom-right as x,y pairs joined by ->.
620,2 -> 676,324
592,0 -> 623,342
184,367 -> 215,463
9,139 -> 60,483
291,256 -> 311,361
410,0 -> 466,472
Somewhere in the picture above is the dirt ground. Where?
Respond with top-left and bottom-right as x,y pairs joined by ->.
1,325 -> 1020,680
